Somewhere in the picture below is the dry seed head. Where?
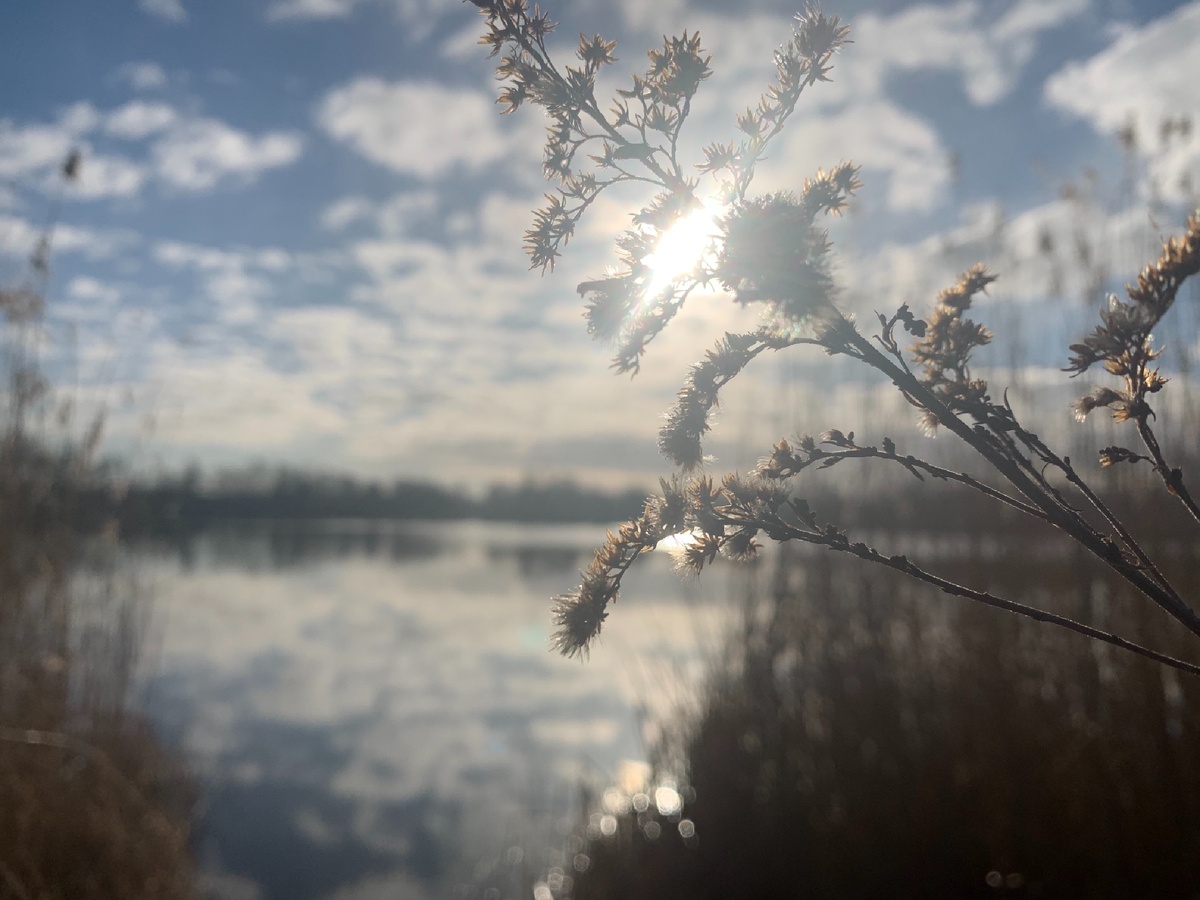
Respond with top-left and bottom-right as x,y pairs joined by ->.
720,528 -> 760,562
550,585 -> 610,659
1072,386 -> 1127,422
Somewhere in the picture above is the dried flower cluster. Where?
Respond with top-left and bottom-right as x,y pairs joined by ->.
553,472 -> 789,657
908,264 -> 996,434
476,0 -> 713,272
1067,213 -> 1200,520
473,0 -> 853,372
480,4 -> 1200,674
716,175 -> 855,313
1067,212 -> 1200,390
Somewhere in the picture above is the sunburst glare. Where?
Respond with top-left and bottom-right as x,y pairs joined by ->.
642,201 -> 724,299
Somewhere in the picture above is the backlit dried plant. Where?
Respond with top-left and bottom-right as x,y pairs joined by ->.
1067,213 -> 1200,521
474,0 -> 1200,674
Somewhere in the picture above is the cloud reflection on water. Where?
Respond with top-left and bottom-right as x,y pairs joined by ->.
138,520 -> 741,899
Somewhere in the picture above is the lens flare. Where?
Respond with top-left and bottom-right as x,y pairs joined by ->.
642,201 -> 722,299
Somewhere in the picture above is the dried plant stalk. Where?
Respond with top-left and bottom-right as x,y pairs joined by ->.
474,0 -> 1200,674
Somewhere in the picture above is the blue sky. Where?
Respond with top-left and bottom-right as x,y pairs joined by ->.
2,0 -> 1198,486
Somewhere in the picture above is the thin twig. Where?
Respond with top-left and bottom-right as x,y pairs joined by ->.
847,327 -> 1200,639
1137,416 -> 1200,525
711,513 -> 1200,677
793,444 -> 1052,523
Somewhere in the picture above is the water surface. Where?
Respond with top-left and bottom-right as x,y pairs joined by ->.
135,519 -> 742,900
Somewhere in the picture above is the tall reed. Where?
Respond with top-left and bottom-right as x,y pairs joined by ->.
0,152 -> 197,900
560,529 -> 1200,899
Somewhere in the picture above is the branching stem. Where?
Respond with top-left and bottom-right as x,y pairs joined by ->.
846,325 -> 1200,639
758,519 -> 1200,677
1137,416 -> 1200,525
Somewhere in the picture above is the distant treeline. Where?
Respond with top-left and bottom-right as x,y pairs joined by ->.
79,470 -> 653,534
71,453 -> 1198,540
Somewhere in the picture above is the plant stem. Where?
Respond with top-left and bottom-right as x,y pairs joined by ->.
845,326 -> 1200,639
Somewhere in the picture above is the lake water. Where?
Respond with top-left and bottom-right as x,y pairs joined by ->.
133,520 -> 747,900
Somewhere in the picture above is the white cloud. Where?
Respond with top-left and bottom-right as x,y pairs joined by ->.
73,155 -> 148,199
384,0 -> 460,36
154,241 -> 300,274
616,0 -> 1088,107
0,103 -> 104,180
266,0 -> 458,35
1044,2 -> 1200,205
0,214 -> 138,261
57,102 -> 101,135
153,241 -> 276,324
320,196 -> 376,231
316,79 -> 508,178
767,101 -> 949,212
266,0 -> 359,22
301,188 -> 783,479
836,0 -> 1090,108
595,0 -> 1091,215
139,0 -> 187,23
269,306 -> 399,370
55,223 -> 141,260
0,107 -> 148,201
317,189 -> 442,236
350,239 -> 457,303
0,121 -> 76,181
105,101 -> 179,140
623,0 -> 1094,107
840,196 -> 1175,324
616,0 -> 686,34
4,103 -> 302,197
68,276 -> 122,305
438,19 -> 483,61
149,344 -> 348,447
994,0 -> 1092,43
57,276 -> 126,324
113,61 -> 169,91
152,119 -> 304,191
149,240 -> 341,332
374,189 -> 438,236
0,214 -> 40,258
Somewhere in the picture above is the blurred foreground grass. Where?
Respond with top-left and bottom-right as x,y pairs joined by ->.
539,513 -> 1200,900
0,448 -> 197,898
0,159 -> 197,899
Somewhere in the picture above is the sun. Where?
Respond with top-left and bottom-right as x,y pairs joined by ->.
642,201 -> 723,299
